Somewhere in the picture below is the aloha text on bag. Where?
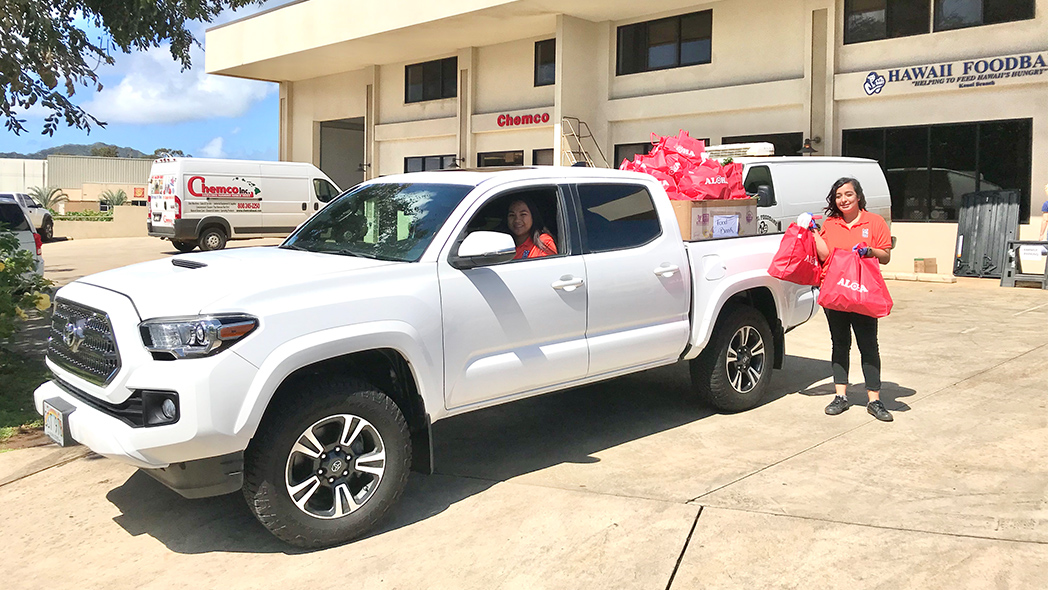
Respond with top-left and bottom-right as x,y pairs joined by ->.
767,223 -> 821,286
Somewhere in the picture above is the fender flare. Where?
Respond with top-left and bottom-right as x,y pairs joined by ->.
195,216 -> 232,238
684,270 -> 790,361
231,320 -> 440,440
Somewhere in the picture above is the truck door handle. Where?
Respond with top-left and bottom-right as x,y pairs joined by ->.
653,264 -> 680,278
314,203 -> 319,210
301,203 -> 307,211
551,276 -> 585,292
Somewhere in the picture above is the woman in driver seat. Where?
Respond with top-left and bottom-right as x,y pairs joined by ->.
507,198 -> 557,259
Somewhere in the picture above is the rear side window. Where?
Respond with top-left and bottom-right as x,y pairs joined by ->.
577,184 -> 660,253
0,203 -> 30,231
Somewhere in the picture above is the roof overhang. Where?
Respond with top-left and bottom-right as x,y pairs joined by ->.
205,0 -> 709,82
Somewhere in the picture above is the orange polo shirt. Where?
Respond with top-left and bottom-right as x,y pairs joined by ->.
819,211 -> 891,263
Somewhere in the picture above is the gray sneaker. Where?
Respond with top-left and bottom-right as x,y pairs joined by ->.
825,395 -> 848,415
867,400 -> 893,422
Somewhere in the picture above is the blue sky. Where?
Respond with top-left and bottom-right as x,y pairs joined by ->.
0,5 -> 283,160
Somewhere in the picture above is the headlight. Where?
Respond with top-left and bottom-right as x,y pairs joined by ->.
139,315 -> 258,359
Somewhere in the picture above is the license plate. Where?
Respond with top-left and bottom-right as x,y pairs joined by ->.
43,398 -> 76,447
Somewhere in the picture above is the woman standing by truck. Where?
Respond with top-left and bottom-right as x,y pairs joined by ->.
809,177 -> 894,422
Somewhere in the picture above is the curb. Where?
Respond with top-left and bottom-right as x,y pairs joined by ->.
883,272 -> 957,283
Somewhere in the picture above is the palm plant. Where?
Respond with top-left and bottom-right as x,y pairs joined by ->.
28,185 -> 69,210
99,188 -> 128,207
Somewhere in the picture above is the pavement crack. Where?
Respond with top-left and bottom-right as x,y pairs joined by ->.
665,506 -> 702,590
699,505 -> 1048,546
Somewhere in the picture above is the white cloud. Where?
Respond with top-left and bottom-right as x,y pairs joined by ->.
83,45 -> 275,125
231,127 -> 241,135
199,136 -> 226,158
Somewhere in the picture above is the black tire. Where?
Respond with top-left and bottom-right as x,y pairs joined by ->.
198,227 -> 227,251
172,240 -> 197,253
243,377 -> 412,548
41,217 -> 54,241
690,304 -> 775,413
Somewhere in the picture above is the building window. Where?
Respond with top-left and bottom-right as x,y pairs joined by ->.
478,151 -> 524,167
614,143 -> 653,166
842,119 -> 1033,222
844,0 -> 930,44
405,155 -> 456,173
934,0 -> 1035,31
405,57 -> 457,103
532,149 -> 554,166
721,133 -> 803,158
534,39 -> 556,86
616,10 -> 712,76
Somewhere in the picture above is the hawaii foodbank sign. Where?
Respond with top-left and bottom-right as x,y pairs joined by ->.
841,51 -> 1047,99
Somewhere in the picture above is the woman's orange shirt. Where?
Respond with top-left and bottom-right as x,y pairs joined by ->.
819,211 -> 891,256
514,234 -> 557,259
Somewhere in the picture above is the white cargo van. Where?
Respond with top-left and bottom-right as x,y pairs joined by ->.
147,158 -> 342,251
737,157 -> 892,235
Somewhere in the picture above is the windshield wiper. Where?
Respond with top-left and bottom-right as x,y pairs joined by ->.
280,243 -> 310,251
336,249 -> 401,262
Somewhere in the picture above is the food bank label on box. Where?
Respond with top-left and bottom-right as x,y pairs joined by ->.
671,198 -> 757,241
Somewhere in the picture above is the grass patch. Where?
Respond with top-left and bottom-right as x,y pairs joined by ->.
0,347 -> 49,443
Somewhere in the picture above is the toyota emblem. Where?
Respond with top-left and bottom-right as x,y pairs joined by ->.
63,320 -> 87,353
330,459 -> 344,472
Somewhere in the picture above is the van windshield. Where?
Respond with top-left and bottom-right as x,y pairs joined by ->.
282,182 -> 472,262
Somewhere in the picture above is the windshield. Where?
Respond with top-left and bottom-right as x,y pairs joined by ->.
282,182 -> 473,262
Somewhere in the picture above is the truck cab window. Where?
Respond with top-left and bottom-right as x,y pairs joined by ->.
577,184 -> 660,253
464,186 -> 564,262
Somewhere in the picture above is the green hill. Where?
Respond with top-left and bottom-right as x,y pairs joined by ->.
0,143 -> 151,160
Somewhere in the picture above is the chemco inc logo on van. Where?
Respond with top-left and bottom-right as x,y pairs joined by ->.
187,176 -> 261,198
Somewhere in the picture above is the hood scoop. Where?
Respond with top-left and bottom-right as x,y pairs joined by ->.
172,258 -> 208,269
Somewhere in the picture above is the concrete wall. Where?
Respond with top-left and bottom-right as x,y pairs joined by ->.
475,36 -> 555,114
53,206 -> 147,240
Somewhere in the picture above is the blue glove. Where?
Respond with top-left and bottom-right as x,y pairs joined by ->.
853,244 -> 870,258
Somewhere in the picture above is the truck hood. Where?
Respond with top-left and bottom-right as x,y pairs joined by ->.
76,247 -> 397,319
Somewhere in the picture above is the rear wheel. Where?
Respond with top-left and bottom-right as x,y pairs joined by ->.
198,227 -> 227,251
172,240 -> 197,253
691,304 -> 775,412
243,378 -> 411,548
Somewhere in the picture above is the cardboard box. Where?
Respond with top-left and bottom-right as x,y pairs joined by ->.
671,198 -> 758,241
914,258 -> 937,274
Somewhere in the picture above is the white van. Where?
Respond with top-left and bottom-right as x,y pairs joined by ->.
737,156 -> 892,235
147,158 -> 342,251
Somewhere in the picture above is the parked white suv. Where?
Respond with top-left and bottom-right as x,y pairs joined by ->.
0,195 -> 45,275
0,192 -> 54,241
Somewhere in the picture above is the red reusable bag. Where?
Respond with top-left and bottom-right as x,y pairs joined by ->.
678,159 -> 730,200
767,223 -> 820,286
662,130 -> 706,161
724,162 -> 746,199
817,249 -> 894,318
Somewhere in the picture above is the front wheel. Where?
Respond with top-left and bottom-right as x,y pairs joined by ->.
690,304 -> 775,412
198,227 -> 227,251
243,378 -> 411,548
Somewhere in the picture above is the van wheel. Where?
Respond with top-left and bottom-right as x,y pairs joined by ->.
172,240 -> 197,253
198,227 -> 227,251
41,217 -> 54,241
690,304 -> 774,413
243,378 -> 411,548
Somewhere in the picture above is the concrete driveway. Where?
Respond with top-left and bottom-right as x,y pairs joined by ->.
2,238 -> 1046,589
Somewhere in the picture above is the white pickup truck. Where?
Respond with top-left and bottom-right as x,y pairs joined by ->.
36,167 -> 816,547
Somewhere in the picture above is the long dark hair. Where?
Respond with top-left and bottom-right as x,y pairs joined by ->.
507,197 -> 555,254
824,177 -> 867,218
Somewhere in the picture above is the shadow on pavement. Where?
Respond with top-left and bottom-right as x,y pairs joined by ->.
103,355 -> 832,553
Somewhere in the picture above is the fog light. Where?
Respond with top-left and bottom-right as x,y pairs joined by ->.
161,399 -> 177,420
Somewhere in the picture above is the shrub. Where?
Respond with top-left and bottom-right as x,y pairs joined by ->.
0,229 -> 53,340
28,186 -> 69,210
100,188 -> 128,208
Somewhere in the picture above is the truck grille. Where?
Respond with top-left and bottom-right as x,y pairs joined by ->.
48,300 -> 121,386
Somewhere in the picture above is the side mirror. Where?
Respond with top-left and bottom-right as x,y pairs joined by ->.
450,231 -> 516,269
756,185 -> 775,207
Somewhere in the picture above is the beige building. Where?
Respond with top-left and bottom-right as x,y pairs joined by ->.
206,0 -> 1048,273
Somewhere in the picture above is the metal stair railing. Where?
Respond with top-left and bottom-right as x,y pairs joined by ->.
561,116 -> 608,168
